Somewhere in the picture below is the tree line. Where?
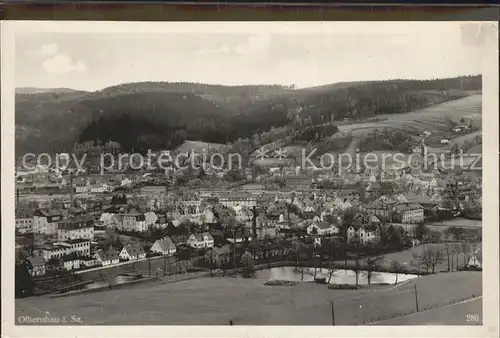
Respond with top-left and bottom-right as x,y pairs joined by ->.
15,76 -> 481,155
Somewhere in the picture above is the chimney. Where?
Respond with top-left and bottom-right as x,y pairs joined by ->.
70,172 -> 74,208
252,206 -> 257,237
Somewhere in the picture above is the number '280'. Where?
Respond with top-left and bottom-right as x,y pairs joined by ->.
466,314 -> 480,322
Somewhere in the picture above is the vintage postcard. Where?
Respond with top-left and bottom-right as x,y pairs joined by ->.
1,20 -> 498,337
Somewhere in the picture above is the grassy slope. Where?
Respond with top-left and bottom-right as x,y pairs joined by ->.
338,94 -> 481,137
340,94 -> 482,155
253,94 -> 482,164
371,297 -> 482,325
16,271 -> 481,325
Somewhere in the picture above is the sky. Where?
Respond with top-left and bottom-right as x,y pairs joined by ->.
14,22 -> 486,91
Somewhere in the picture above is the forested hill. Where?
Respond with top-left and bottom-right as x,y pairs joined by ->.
84,82 -> 294,112
248,76 -> 482,125
15,76 -> 481,155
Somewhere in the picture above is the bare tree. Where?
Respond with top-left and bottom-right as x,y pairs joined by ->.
326,261 -> 337,284
423,247 -> 445,273
352,252 -> 362,286
364,254 -> 382,285
411,252 -> 424,277
292,241 -> 305,281
452,243 -> 461,271
461,241 -> 470,267
444,242 -> 452,272
390,260 -> 402,284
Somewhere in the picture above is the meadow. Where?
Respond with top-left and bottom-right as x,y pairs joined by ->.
16,271 -> 481,325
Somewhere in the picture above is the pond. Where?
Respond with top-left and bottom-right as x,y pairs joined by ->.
253,266 -> 418,285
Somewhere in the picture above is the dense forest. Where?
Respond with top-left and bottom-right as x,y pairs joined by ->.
15,76 -> 481,155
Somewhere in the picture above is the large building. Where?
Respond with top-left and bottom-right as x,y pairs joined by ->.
57,217 -> 95,241
285,175 -> 312,190
33,209 -> 64,235
218,193 -> 257,208
392,203 -> 424,224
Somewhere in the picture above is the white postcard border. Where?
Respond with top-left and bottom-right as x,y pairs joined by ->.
1,20 -> 498,338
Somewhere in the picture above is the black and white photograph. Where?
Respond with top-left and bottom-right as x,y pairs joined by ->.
1,20 -> 498,333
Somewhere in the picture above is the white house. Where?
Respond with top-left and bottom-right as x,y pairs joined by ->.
307,222 -> 339,236
119,243 -> 146,261
440,138 -> 450,144
94,248 -> 120,266
347,225 -> 380,245
121,213 -> 148,232
187,232 -> 214,249
150,237 -> 177,256
467,248 -> 482,269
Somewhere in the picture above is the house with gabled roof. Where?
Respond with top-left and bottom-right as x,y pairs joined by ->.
205,244 -> 232,266
150,237 -> 176,256
119,243 -> 146,261
26,256 -> 46,276
347,212 -> 381,245
187,232 -> 214,249
307,221 -> 339,236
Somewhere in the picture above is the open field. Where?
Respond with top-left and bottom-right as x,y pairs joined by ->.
374,298 -> 483,325
16,271 -> 481,325
371,297 -> 482,325
338,95 -> 482,157
338,95 -> 481,138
